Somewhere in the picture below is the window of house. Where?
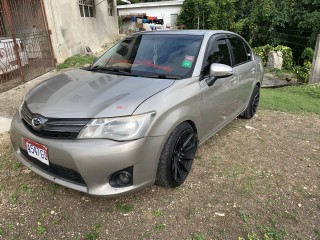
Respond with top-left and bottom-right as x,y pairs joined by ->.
78,0 -> 95,18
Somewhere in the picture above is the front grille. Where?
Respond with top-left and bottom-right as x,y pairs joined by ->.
20,149 -> 86,186
21,102 -> 89,139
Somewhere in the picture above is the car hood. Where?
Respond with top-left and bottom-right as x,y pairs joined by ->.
25,69 -> 175,118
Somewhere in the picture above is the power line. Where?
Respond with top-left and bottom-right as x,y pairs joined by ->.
277,32 -> 310,39
278,39 -> 309,47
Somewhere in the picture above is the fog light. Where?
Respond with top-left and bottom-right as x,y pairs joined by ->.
119,172 -> 130,184
109,166 -> 133,188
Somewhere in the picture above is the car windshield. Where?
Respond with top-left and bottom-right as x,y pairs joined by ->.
90,33 -> 203,79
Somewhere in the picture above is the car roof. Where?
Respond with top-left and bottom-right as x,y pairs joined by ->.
139,29 -> 235,36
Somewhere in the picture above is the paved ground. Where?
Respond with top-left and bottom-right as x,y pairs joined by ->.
0,70 -> 290,134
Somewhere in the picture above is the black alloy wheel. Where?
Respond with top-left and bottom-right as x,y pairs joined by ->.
155,122 -> 198,188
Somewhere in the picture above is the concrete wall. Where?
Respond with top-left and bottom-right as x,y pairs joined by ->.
43,0 -> 119,63
117,0 -> 183,34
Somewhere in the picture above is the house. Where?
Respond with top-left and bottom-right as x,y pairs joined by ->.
0,0 -> 118,91
117,0 -> 184,34
44,0 -> 119,63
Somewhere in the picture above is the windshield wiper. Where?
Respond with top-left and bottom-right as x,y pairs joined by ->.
143,74 -> 181,80
88,66 -> 138,76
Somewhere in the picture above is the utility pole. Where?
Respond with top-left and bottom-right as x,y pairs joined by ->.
197,16 -> 199,29
309,34 -> 320,84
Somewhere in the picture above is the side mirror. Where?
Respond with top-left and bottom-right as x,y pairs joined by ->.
206,63 -> 233,86
210,63 -> 233,77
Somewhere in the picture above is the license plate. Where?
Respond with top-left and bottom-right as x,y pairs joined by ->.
24,138 -> 49,165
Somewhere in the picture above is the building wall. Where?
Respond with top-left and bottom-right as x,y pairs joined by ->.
117,0 -> 184,34
43,0 -> 119,63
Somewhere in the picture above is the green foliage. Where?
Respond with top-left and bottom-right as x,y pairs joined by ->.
293,61 -> 312,83
118,16 -> 123,31
274,45 -> 293,69
116,203 -> 134,213
192,234 -> 205,240
56,54 -> 95,71
155,223 -> 165,231
301,47 -> 314,62
253,44 -> 274,66
84,223 -> 101,240
177,0 -> 320,62
253,45 -> 293,69
260,84 -> 320,115
316,228 -> 320,240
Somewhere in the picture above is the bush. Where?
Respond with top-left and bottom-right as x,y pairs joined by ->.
301,47 -> 314,62
274,45 -> 293,70
293,60 -> 312,83
252,44 -> 273,66
253,45 -> 293,70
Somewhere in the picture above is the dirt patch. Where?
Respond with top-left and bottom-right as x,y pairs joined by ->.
0,110 -> 319,239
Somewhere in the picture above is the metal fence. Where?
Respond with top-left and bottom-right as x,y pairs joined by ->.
0,0 -> 55,93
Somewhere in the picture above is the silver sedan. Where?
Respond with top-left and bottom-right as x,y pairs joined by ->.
10,30 -> 263,196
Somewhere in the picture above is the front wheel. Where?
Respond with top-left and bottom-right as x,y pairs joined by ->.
155,122 -> 198,188
240,85 -> 260,119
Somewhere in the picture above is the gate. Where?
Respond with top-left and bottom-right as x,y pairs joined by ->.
0,0 -> 55,92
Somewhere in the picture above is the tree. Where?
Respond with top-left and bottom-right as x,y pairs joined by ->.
177,0 -> 320,63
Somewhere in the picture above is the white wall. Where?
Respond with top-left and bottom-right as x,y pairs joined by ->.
118,0 -> 184,33
43,0 -> 119,63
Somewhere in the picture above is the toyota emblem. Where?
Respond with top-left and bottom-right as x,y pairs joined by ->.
31,117 -> 42,131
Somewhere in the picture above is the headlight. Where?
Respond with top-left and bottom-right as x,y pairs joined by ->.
77,112 -> 156,141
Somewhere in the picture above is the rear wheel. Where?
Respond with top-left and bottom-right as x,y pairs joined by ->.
240,85 -> 260,119
155,122 -> 198,188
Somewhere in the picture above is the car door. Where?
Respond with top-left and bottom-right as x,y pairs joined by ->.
228,37 -> 257,111
200,35 -> 239,142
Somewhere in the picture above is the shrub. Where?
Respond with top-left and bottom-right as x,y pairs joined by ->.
274,45 -> 293,70
253,45 -> 293,70
301,47 -> 314,62
293,60 -> 312,83
252,44 -> 273,66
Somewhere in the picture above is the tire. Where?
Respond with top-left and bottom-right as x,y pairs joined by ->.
155,122 -> 198,188
240,85 -> 260,119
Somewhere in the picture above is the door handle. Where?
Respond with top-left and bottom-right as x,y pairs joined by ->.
230,78 -> 237,84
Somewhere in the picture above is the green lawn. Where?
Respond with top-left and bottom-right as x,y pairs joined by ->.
260,84 -> 320,115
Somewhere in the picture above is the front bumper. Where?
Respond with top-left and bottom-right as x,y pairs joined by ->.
10,113 -> 165,196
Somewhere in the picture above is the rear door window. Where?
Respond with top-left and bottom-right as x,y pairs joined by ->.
229,39 -> 250,66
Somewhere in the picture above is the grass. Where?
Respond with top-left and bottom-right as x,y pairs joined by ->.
316,228 -> 320,240
260,84 -> 320,115
192,234 -> 205,240
116,203 -> 134,213
283,210 -> 299,222
36,208 -> 48,234
153,209 -> 164,217
155,223 -> 165,231
84,223 -> 101,240
238,210 -> 250,224
56,54 -> 96,71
